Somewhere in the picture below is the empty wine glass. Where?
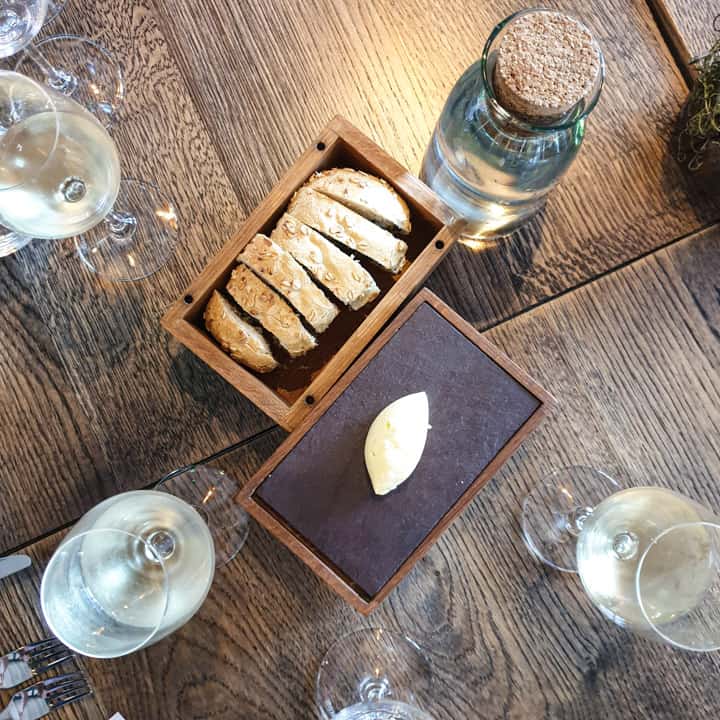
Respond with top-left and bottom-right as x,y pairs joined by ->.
0,0 -> 47,58
156,465 -> 250,566
41,490 -> 214,658
522,466 -> 719,645
316,628 -> 434,720
637,521 -> 720,651
0,71 -> 177,280
15,33 -> 124,128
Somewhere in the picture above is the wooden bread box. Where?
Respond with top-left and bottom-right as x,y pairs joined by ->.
162,116 -> 458,430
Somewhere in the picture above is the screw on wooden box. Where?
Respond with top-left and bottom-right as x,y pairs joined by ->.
239,289 -> 556,615
161,116 -> 457,430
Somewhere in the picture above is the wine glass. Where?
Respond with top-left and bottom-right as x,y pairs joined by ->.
0,68 -> 59,257
41,527 -> 171,658
0,71 -> 178,280
41,490 -> 215,658
0,0 -> 122,128
522,466 -> 719,643
316,628 -> 435,720
155,465 -> 250,566
15,33 -> 124,129
637,521 -> 720,651
0,0 -> 47,58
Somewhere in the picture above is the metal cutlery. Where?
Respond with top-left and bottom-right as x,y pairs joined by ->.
0,556 -> 31,581
0,640 -> 73,690
0,672 -> 92,720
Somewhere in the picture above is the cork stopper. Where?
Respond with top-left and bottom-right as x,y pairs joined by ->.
493,11 -> 601,121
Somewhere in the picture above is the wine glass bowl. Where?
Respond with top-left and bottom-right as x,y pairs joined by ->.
15,33 -> 125,128
637,521 -> 720,651
0,0 -> 47,58
0,69 -> 58,256
41,490 -> 215,658
576,486 -> 711,630
316,628 -> 433,719
523,465 -> 720,651
41,528 -> 170,658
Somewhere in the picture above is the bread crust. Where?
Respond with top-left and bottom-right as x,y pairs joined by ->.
204,290 -> 278,373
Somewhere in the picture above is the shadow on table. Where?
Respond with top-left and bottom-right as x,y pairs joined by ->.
426,209 -> 547,330
662,102 -> 720,228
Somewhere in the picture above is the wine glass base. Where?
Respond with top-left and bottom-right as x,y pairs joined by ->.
15,34 -> 124,128
334,700 -> 433,720
521,465 -> 623,573
0,227 -> 32,257
75,178 -> 178,282
316,628 -> 432,720
155,466 -> 249,567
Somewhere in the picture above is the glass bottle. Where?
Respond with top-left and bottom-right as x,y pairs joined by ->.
421,9 -> 605,238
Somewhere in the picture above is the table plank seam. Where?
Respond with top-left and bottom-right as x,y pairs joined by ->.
475,218 -> 720,336
646,0 -> 695,83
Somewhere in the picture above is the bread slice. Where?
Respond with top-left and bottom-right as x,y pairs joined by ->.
307,168 -> 411,235
204,291 -> 278,373
271,214 -> 380,310
226,265 -> 316,357
288,187 -> 407,274
238,233 -> 339,333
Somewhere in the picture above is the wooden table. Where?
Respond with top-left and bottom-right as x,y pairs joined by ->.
0,0 -> 718,718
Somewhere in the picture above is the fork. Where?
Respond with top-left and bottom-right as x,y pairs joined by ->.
0,640 -> 73,690
0,672 -> 93,720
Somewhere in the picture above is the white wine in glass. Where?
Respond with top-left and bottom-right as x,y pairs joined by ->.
523,467 -> 719,646
576,487 -> 711,629
0,95 -> 120,238
0,72 -> 178,280
42,490 -> 215,658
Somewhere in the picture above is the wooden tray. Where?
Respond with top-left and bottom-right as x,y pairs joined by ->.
239,289 -> 556,614
161,116 -> 456,430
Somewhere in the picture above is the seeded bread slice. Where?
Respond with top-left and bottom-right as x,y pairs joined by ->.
226,265 -> 316,357
238,233 -> 338,333
288,187 -> 407,274
307,168 -> 411,235
271,214 -> 379,310
204,291 -> 278,373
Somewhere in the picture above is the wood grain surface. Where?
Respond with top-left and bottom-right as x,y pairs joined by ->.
153,0 -> 719,328
0,0 -> 274,552
2,225 -> 718,720
650,0 -> 718,72
1,2 -> 719,715
0,0 -> 718,552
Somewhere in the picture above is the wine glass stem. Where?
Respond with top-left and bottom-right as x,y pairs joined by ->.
146,529 -> 176,561
357,676 -> 392,703
565,505 -> 594,536
106,209 -> 138,241
25,44 -> 78,95
612,531 -> 639,560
